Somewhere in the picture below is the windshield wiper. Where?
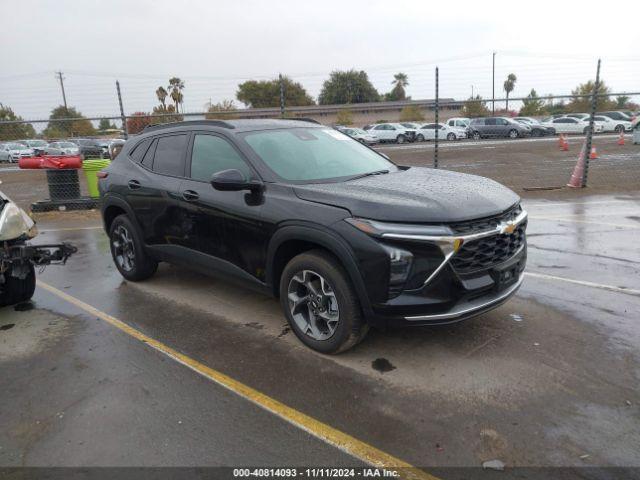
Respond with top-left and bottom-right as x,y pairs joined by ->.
348,169 -> 390,181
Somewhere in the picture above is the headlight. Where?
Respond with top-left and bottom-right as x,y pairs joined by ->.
0,202 -> 38,241
380,244 -> 413,297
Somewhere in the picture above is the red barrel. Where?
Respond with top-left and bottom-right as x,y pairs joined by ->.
19,155 -> 83,169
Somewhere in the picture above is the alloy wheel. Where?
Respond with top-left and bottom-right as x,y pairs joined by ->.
112,224 -> 136,272
287,270 -> 340,341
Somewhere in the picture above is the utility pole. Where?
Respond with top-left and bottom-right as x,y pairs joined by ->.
56,71 -> 68,111
279,73 -> 285,118
471,85 -> 474,98
116,80 -> 128,139
582,59 -> 601,188
434,67 -> 439,169
492,52 -> 496,114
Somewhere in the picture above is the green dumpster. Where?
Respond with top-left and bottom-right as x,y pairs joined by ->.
82,159 -> 111,198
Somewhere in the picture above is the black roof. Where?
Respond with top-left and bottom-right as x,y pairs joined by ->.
142,118 -> 321,134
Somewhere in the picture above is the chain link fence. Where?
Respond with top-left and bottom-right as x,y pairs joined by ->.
1,60 -> 638,212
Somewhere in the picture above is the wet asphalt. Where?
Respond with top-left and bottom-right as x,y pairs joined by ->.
1,193 -> 639,472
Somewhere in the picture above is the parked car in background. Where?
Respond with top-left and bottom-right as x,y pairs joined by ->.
99,119 -> 527,353
514,117 -> 556,136
599,111 -> 633,122
468,117 -> 530,139
368,123 -> 416,143
633,121 -> 640,144
415,123 -> 466,141
446,117 -> 470,129
70,138 -> 107,158
565,113 -> 590,121
339,127 -> 379,145
45,141 -> 81,156
0,142 -> 34,162
541,117 -> 603,134
592,115 -> 632,133
19,139 -> 49,156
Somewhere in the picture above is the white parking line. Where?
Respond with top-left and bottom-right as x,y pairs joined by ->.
525,272 -> 640,297
529,215 -> 640,229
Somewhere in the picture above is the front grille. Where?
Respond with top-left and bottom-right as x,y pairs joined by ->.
451,221 -> 526,274
449,204 -> 522,235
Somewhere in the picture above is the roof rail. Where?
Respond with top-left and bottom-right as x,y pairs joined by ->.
289,117 -> 321,125
142,120 -> 236,133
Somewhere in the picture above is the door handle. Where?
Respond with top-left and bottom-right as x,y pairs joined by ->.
182,190 -> 200,201
128,179 -> 141,190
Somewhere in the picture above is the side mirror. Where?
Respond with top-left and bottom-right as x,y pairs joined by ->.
210,169 -> 263,193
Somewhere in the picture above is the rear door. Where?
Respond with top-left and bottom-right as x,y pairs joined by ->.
175,132 -> 267,280
125,133 -> 188,247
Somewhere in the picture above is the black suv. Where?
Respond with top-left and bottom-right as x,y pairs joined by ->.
71,138 -> 108,158
99,119 -> 527,353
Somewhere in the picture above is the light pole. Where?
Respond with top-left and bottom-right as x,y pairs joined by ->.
492,52 -> 496,114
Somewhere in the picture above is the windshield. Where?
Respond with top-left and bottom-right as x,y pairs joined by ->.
242,127 -> 396,182
59,142 -> 77,148
27,140 -> 48,147
6,143 -> 28,150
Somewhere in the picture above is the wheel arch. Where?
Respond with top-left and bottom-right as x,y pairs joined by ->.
101,194 -> 143,239
266,225 -> 374,317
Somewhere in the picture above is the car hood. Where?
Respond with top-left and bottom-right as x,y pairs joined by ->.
293,167 -> 520,223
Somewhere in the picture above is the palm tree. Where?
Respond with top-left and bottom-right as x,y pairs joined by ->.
168,77 -> 185,113
392,72 -> 409,89
156,86 -> 168,109
503,73 -> 517,111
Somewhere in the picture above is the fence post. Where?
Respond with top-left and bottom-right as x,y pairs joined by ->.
279,74 -> 285,119
582,59 -> 601,187
116,80 -> 128,139
434,67 -> 439,169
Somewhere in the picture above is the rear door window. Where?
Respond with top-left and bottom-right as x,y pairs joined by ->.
152,134 -> 188,177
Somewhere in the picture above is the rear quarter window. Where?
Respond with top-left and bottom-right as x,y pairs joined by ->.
129,138 -> 152,162
152,134 -> 188,177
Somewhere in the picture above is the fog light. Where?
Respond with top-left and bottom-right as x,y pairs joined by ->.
381,244 -> 413,298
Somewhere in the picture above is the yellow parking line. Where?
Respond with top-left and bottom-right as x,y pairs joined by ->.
36,280 -> 438,480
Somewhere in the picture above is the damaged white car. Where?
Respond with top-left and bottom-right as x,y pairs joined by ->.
0,188 -> 76,306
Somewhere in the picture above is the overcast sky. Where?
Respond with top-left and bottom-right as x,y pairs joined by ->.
1,0 -> 639,120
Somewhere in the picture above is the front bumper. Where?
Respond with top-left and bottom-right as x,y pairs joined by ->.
366,209 -> 528,327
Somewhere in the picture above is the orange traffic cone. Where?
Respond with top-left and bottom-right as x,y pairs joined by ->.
618,131 -> 625,146
567,145 -> 587,188
558,134 -> 564,149
589,146 -> 598,160
561,135 -> 569,151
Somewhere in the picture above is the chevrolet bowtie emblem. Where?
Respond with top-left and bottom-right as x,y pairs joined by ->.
499,222 -> 517,235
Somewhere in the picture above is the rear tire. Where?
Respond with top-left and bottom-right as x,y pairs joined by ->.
472,131 -> 481,140
0,264 -> 36,307
416,134 -> 424,142
279,250 -> 368,354
108,214 -> 158,281
508,129 -> 518,139
446,132 -> 456,141
396,135 -> 406,144
615,125 -> 625,133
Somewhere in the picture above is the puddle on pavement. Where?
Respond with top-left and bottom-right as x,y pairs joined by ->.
372,358 -> 396,373
1,324 -> 15,331
14,302 -> 34,312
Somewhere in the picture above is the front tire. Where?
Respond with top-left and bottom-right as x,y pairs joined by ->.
446,132 -> 456,141
416,134 -> 424,142
396,135 -> 405,144
615,125 -> 625,133
0,264 -> 36,307
279,250 -> 368,354
109,214 -> 158,281
472,131 -> 481,140
508,129 -> 519,139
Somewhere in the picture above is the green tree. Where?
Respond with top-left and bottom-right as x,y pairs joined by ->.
566,79 -> 616,113
462,95 -> 490,117
519,89 -> 546,116
399,105 -> 425,122
615,95 -> 630,109
386,72 -> 409,101
205,100 -> 239,119
503,73 -> 517,111
43,105 -> 96,138
156,86 -> 168,109
98,118 -> 118,131
318,70 -> 380,105
0,104 -> 36,140
236,76 -> 314,108
168,77 -> 185,113
335,109 -> 354,125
